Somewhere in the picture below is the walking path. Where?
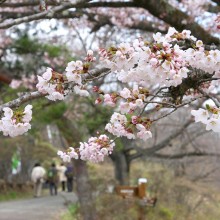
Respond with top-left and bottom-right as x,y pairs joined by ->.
0,192 -> 77,220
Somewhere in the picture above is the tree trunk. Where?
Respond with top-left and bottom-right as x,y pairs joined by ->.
111,150 -> 130,185
74,160 -> 96,220
57,117 -> 97,219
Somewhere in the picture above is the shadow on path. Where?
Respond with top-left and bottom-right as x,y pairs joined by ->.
0,192 -> 78,220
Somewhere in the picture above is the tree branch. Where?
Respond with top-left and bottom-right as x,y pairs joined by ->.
1,0 -> 59,7
0,0 -> 88,29
134,0 -> 220,45
0,0 -> 6,5
211,0 -> 220,6
0,10 -> 83,22
153,152 -> 220,159
0,67 -> 109,113
0,91 -> 45,113
129,118 -> 193,161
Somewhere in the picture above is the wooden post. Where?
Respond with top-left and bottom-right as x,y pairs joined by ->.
138,178 -> 147,199
115,178 -> 153,220
138,178 -> 147,220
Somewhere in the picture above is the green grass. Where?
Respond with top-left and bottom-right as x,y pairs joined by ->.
61,203 -> 80,220
0,189 -> 32,202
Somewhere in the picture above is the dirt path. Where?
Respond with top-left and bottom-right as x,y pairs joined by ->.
0,192 -> 77,220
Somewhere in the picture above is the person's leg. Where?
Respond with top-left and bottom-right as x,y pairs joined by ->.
33,183 -> 37,197
37,182 -> 43,197
49,182 -> 53,195
70,178 -> 73,192
68,178 -> 73,192
52,183 -> 55,195
67,178 -> 71,192
62,181 -> 65,191
64,181 -> 66,191
54,183 -> 57,195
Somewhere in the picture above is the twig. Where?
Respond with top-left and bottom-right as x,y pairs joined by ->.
198,89 -> 220,108
0,67 -> 110,113
0,0 -> 88,29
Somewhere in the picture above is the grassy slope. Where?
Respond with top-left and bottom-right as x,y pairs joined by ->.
62,159 -> 220,220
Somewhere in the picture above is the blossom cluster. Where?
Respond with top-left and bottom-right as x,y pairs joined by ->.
98,27 -> 218,93
119,86 -> 149,114
0,105 -> 32,137
181,46 -> 220,91
191,107 -> 220,132
36,50 -> 96,100
99,28 -> 192,88
36,67 -> 66,101
95,85 -> 147,114
57,134 -> 115,163
5,28 -> 220,163
57,147 -> 79,163
79,134 -> 115,163
105,113 -> 152,141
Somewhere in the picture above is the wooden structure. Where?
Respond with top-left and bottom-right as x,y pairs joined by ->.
115,178 -> 157,206
115,178 -> 157,220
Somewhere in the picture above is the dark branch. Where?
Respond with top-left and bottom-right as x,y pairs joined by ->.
211,0 -> 220,6
1,0 -> 59,7
129,118 -> 193,161
0,0 -> 88,29
153,152 -> 220,159
134,0 -> 220,45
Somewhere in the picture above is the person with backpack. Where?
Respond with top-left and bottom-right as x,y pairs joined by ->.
47,163 -> 58,196
31,162 -> 46,197
65,163 -> 74,192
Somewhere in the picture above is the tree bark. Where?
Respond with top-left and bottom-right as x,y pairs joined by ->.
57,117 -> 97,220
74,160 -> 96,220
111,150 -> 130,185
134,0 -> 220,45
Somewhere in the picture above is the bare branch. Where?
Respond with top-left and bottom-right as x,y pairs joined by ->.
0,91 -> 45,113
1,0 -> 218,46
197,88 -> 220,108
129,118 -> 193,161
0,10 -> 83,21
1,0 -> 59,7
153,152 -> 220,159
0,0 -> 88,29
0,0 -> 6,5
134,0 -> 220,45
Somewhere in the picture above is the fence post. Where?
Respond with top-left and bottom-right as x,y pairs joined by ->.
138,178 -> 147,199
138,178 -> 147,220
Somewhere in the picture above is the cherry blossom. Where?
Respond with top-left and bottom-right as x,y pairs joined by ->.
191,107 -> 220,133
0,105 -> 32,137
3,28 -> 220,163
191,108 -> 209,123
105,113 -> 152,141
57,134 -> 115,163
65,61 -> 83,84
36,67 -> 65,101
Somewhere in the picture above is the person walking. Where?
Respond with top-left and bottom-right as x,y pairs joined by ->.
65,164 -> 74,192
47,163 -> 58,196
57,163 -> 67,191
31,162 -> 46,198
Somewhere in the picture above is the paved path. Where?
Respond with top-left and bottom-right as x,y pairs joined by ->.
0,192 -> 77,220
